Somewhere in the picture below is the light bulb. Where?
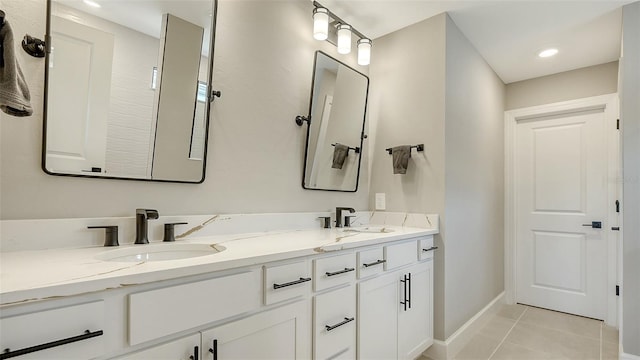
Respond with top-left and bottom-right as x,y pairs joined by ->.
337,24 -> 351,54
83,0 -> 101,8
538,48 -> 558,58
357,38 -> 371,66
313,8 -> 329,41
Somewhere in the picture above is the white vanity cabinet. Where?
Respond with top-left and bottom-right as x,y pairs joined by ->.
128,269 -> 261,345
358,238 -> 434,360
313,285 -> 356,360
1,232 -> 435,360
397,261 -> 433,359
201,300 -> 310,359
115,334 -> 200,360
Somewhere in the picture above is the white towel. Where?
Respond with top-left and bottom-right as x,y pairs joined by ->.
0,20 -> 33,117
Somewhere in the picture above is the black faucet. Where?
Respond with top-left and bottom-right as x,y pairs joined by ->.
135,209 -> 159,244
335,207 -> 356,228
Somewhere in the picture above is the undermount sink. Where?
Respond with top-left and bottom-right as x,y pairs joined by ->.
95,243 -> 225,262
342,226 -> 395,233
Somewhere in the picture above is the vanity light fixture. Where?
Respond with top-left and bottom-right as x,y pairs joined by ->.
82,0 -> 101,8
313,7 -> 329,40
357,38 -> 371,66
337,24 -> 352,54
151,67 -> 158,90
538,48 -> 558,58
312,1 -> 372,65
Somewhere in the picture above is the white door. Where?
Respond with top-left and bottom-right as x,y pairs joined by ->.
46,16 -> 113,174
515,105 -> 611,320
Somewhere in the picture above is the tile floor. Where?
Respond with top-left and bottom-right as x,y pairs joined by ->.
426,304 -> 619,360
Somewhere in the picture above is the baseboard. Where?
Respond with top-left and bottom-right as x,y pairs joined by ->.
621,352 -> 640,360
423,292 -> 505,360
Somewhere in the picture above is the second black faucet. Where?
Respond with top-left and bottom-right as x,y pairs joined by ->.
335,207 -> 355,228
135,209 -> 159,244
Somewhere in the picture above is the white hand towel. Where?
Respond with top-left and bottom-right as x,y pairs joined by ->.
0,20 -> 33,117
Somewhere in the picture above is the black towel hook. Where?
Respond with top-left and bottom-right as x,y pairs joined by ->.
22,34 -> 46,58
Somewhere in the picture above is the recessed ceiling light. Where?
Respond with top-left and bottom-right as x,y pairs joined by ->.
538,48 -> 558,58
83,0 -> 101,8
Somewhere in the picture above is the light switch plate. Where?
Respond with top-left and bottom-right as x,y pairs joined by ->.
375,193 -> 386,210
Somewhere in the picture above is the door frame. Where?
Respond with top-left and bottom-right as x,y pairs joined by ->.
504,93 -> 620,326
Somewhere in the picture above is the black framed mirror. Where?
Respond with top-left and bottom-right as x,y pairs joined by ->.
42,0 -> 218,183
301,51 -> 369,192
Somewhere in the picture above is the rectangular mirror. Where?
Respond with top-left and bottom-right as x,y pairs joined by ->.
42,0 -> 216,183
302,51 -> 369,192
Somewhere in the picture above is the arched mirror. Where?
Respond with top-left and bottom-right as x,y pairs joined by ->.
301,51 -> 369,192
42,0 -> 217,183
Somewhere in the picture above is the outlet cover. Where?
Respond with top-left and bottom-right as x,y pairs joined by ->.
375,193 -> 386,210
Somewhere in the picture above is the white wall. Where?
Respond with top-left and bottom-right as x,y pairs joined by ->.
620,1 -> 640,356
0,0 -> 370,220
368,13 -> 505,340
443,15 -> 505,338
505,61 -> 619,110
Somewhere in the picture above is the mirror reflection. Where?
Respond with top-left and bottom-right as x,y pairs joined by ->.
43,0 -> 214,182
303,51 -> 369,192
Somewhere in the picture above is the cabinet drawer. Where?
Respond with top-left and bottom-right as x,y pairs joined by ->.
129,270 -> 261,345
0,301 -> 105,359
264,260 -> 311,305
357,247 -> 385,279
419,235 -> 436,260
313,253 -> 356,292
384,240 -> 417,270
314,285 -> 356,360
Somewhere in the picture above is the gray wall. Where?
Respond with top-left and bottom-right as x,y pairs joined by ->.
368,13 -> 505,340
0,0 -> 370,220
620,2 -> 640,356
443,16 -> 505,338
506,61 -> 619,110
368,13 -> 448,339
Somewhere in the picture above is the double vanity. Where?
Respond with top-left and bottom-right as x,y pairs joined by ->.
0,213 -> 438,359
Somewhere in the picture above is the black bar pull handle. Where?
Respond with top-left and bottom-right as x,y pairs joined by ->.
0,329 -> 103,359
407,272 -> 412,309
326,268 -> 355,277
273,277 -> 311,289
325,317 -> 355,332
209,339 -> 218,360
363,259 -> 386,268
422,246 -> 438,252
400,274 -> 408,311
189,346 -> 199,360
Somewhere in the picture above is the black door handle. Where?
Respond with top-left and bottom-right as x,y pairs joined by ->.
582,221 -> 602,229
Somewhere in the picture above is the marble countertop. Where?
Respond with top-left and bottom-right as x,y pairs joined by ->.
0,225 -> 436,307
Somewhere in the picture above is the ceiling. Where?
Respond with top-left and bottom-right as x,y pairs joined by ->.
58,0 -> 634,84
319,0 -> 634,83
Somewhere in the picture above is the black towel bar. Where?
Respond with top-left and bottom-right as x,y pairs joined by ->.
331,143 -> 360,154
385,144 -> 424,155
